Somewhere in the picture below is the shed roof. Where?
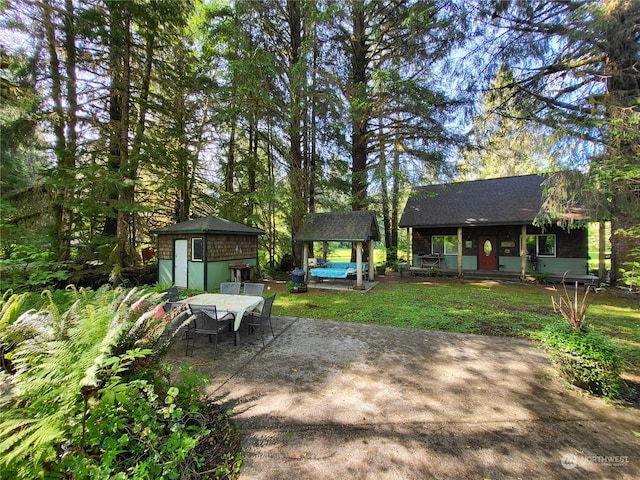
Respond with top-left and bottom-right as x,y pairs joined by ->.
294,211 -> 381,242
151,216 -> 265,236
399,175 -> 547,228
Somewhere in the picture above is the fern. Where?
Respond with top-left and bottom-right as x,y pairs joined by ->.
0,285 -> 185,478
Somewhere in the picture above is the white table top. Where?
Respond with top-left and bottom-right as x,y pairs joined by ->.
187,293 -> 264,331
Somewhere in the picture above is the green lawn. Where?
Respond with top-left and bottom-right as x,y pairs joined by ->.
9,279 -> 637,378
322,246 -> 388,264
269,279 -> 640,378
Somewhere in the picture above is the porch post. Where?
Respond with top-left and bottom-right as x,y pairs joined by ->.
355,241 -> 364,290
406,228 -> 411,265
302,242 -> 309,282
520,225 -> 527,281
457,227 -> 463,277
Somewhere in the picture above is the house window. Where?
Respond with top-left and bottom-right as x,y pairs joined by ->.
526,234 -> 556,257
191,237 -> 204,261
432,235 -> 458,255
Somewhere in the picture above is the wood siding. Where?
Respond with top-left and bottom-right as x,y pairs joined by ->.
412,225 -> 588,259
157,234 -> 258,261
207,234 -> 257,261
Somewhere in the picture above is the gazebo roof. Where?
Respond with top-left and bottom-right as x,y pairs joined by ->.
294,211 -> 381,242
151,216 -> 265,236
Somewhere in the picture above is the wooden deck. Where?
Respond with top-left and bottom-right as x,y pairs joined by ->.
408,267 -> 599,285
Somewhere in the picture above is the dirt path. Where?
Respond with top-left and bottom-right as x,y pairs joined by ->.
166,315 -> 639,479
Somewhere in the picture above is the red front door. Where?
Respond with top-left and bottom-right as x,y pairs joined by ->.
478,236 -> 498,270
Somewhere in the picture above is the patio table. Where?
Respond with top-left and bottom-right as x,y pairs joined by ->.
187,293 -> 264,345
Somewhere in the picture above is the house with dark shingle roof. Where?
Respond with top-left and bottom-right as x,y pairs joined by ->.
151,216 -> 264,290
399,175 -> 591,280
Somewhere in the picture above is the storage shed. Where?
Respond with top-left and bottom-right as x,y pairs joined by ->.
152,216 -> 264,290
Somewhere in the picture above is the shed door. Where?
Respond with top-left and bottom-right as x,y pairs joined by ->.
478,236 -> 498,270
174,239 -> 188,287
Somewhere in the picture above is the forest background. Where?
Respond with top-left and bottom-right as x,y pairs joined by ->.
1,0 -> 638,290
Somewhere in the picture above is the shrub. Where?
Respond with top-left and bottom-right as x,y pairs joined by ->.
619,245 -> 640,292
536,321 -> 622,399
0,286 -> 226,479
0,241 -> 70,292
64,364 -> 211,480
551,281 -> 590,331
287,280 -> 307,293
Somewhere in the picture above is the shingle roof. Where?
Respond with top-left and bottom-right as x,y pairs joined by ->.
151,216 -> 265,235
294,211 -> 381,242
399,175 -> 547,228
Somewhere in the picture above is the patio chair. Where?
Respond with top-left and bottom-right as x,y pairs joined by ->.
185,304 -> 235,357
162,285 -> 181,311
245,294 -> 276,347
243,282 -> 265,296
220,282 -> 241,295
163,285 -> 179,301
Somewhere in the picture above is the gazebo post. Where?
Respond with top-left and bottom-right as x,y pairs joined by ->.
354,241 -> 364,290
303,242 -> 310,282
369,239 -> 375,280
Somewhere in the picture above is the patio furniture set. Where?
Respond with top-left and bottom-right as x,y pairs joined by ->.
163,282 -> 275,356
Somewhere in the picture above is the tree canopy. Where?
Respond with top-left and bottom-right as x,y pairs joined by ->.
1,0 -> 637,286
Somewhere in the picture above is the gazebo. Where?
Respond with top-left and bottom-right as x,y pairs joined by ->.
294,211 -> 381,290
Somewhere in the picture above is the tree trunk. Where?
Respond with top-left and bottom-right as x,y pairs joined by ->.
350,0 -> 369,211
105,2 -> 134,276
309,21 -> 318,215
174,90 -> 191,223
104,4 -> 123,238
378,114 -> 391,263
226,118 -> 236,194
115,4 -> 133,272
602,2 -> 640,284
248,119 -> 257,219
61,0 -> 78,262
287,0 -> 306,266
390,127 -> 401,263
268,120 -> 277,268
42,0 -> 76,262
128,27 -> 155,256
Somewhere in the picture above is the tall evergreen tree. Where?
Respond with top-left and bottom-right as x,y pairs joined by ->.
327,0 -> 466,261
473,0 -> 640,284
457,66 -> 561,180
0,46 -> 44,195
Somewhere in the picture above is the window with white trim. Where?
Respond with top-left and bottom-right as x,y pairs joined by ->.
526,234 -> 556,257
191,237 -> 204,261
432,235 -> 458,255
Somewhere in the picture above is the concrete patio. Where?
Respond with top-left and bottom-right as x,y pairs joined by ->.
165,315 -> 640,479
